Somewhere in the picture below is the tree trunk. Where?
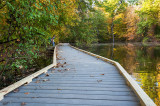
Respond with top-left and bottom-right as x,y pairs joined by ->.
111,18 -> 114,46
111,18 -> 115,60
147,24 -> 156,37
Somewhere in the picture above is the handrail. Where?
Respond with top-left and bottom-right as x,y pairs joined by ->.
70,44 -> 156,106
0,45 -> 57,101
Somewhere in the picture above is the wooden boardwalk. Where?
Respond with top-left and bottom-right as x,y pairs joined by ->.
0,44 -> 148,106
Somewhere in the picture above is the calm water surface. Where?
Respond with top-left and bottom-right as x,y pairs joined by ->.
78,43 -> 160,105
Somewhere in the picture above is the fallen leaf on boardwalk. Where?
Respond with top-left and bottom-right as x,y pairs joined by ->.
43,79 -> 49,82
13,89 -> 19,93
21,102 -> 26,106
51,68 -> 55,70
57,56 -> 62,60
57,62 -> 61,65
58,70 -> 62,72
56,62 -> 64,68
64,62 -> 67,64
64,68 -> 70,71
45,73 -> 49,76
97,80 -> 102,83
56,63 -> 61,68
90,75 -> 94,77
35,80 -> 40,83
57,88 -> 62,90
100,74 -> 104,75
24,92 -> 29,95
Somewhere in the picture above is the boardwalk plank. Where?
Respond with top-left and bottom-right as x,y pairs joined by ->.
32,78 -> 125,81
20,86 -> 131,91
19,84 -> 128,88
0,103 -> 90,106
31,80 -> 126,84
5,94 -> 138,101
15,89 -> 135,96
8,90 -> 135,96
28,83 -> 127,86
34,76 -> 124,79
1,98 -> 139,106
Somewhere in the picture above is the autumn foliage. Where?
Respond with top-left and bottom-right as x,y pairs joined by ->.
0,0 -> 160,87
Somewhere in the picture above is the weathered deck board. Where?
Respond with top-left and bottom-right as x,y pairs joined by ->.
0,45 -> 140,106
13,89 -> 135,96
0,98 -> 139,105
6,93 -> 138,101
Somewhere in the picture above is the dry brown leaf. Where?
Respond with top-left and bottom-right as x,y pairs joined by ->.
45,73 -> 49,77
57,62 -> 66,68
56,62 -> 62,68
58,70 -> 61,72
43,79 -> 49,82
64,68 -> 69,71
21,102 -> 26,106
24,92 -> 29,95
35,80 -> 40,83
57,88 -> 62,90
13,89 -> 19,93
100,74 -> 104,75
51,68 -> 55,70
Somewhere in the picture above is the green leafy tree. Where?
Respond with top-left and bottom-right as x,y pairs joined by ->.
0,0 -> 59,72
96,0 -> 127,44
137,0 -> 160,40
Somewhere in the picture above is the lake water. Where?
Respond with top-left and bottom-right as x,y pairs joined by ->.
77,43 -> 160,105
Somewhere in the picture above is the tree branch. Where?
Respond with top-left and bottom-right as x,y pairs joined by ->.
0,39 -> 17,44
